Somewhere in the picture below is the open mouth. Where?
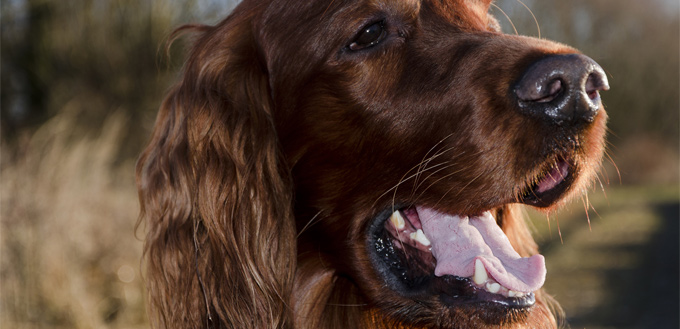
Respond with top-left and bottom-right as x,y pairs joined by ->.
368,156 -> 577,310
371,207 -> 542,309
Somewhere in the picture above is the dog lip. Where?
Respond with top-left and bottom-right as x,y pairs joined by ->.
520,156 -> 575,207
437,277 -> 537,308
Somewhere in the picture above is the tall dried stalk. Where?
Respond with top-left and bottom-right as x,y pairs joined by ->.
1,106 -> 147,329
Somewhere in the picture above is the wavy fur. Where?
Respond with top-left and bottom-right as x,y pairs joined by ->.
137,1 -> 606,328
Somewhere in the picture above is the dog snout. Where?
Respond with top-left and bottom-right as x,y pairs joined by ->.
514,54 -> 609,125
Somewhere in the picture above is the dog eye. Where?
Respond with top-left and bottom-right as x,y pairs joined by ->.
349,21 -> 386,51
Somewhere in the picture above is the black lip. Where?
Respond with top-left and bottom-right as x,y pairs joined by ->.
435,276 -> 536,308
368,204 -> 426,294
367,205 -> 537,310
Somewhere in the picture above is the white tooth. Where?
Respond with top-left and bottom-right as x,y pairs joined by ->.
486,282 -> 501,294
390,211 -> 405,230
509,291 -> 525,298
473,259 -> 488,285
413,229 -> 431,246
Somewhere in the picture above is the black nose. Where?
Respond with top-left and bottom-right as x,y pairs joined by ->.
514,54 -> 609,125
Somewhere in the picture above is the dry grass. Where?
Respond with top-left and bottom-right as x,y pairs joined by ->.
1,106 -> 148,329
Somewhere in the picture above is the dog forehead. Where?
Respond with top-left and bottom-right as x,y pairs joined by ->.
260,0 -> 489,24
258,0 -> 492,50
336,0 -> 492,18
258,0 -> 495,89
463,0 -> 493,15
368,0 -> 420,13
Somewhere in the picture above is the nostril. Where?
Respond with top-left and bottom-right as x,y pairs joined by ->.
515,76 -> 564,104
585,71 -> 609,102
535,79 -> 563,103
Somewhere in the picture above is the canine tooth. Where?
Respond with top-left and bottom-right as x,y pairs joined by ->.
409,229 -> 431,246
473,259 -> 488,285
390,211 -> 406,230
486,282 -> 501,294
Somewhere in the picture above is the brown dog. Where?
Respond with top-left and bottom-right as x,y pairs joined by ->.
137,0 -> 609,328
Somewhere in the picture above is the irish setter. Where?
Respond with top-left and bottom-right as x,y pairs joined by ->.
137,0 -> 609,328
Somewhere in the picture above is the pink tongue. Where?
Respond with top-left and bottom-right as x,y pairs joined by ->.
417,207 -> 546,293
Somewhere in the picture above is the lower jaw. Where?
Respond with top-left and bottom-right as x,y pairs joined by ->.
365,155 -> 577,316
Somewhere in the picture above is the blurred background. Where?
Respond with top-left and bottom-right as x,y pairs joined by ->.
1,0 -> 677,328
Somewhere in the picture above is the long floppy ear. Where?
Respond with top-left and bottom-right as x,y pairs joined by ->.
136,8 -> 296,329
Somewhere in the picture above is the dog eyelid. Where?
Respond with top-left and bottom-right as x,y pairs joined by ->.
348,20 -> 387,51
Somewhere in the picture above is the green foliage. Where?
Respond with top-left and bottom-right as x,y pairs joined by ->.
1,0 -> 237,156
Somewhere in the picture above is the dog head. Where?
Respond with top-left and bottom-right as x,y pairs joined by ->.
265,1 -> 607,325
137,1 -> 608,328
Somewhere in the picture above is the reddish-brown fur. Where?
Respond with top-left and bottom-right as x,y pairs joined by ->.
137,0 -> 607,328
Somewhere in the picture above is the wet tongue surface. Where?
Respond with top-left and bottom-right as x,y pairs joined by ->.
417,207 -> 546,293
